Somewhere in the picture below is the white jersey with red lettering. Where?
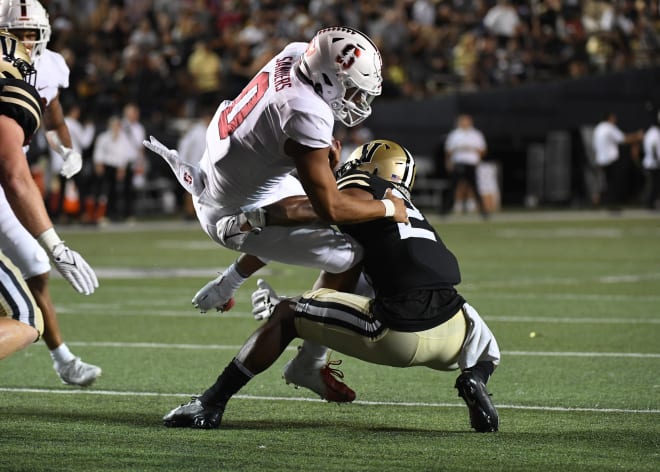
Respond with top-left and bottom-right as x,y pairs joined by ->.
199,42 -> 334,214
194,42 -> 362,273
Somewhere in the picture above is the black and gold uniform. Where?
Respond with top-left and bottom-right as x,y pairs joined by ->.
336,169 -> 465,332
292,139 -> 499,377
0,76 -> 43,144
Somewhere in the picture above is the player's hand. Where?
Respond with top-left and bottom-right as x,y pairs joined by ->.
192,274 -> 235,314
143,135 -> 206,196
384,188 -> 409,224
60,148 -> 83,178
251,279 -> 280,321
50,243 -> 99,295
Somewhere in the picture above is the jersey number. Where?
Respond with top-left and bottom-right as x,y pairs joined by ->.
390,189 -> 437,242
218,72 -> 269,139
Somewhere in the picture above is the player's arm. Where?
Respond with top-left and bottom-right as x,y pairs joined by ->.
286,139 -> 408,224
43,93 -> 72,148
0,115 -> 54,237
0,114 -> 98,294
43,93 -> 82,179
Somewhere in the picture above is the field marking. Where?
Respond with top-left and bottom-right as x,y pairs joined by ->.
487,315 -> 660,324
56,305 -> 660,324
1,387 -> 657,415
64,341 -> 660,359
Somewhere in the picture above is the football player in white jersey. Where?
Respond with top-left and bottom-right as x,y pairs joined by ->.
145,27 -> 408,402
0,31 -> 97,360
0,0 -> 101,385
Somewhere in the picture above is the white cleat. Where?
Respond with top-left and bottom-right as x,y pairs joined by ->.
282,354 -> 355,403
55,357 -> 102,387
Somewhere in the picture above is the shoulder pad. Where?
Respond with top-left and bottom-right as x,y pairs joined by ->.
0,78 -> 44,144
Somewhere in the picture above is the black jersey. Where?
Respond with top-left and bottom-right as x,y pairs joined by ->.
0,77 -> 43,145
337,170 -> 464,331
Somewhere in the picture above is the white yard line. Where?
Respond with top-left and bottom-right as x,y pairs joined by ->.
63,341 -> 660,358
0,387 -> 657,414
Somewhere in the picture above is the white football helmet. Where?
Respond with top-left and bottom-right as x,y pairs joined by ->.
337,139 -> 417,198
0,30 -> 36,84
299,27 -> 382,127
0,0 -> 51,59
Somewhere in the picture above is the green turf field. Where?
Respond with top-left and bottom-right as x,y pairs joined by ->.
1,211 -> 658,471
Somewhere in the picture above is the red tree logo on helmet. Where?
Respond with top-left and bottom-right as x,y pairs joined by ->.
336,44 -> 361,70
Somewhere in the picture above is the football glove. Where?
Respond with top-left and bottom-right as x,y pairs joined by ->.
192,273 -> 236,314
250,279 -> 281,321
45,131 -> 83,178
143,135 -> 206,196
60,149 -> 83,179
50,242 -> 99,295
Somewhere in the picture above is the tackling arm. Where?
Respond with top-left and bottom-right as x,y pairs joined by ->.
287,139 -> 409,224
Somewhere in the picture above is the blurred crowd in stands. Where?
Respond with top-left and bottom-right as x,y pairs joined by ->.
45,0 -> 660,122
32,0 -> 660,220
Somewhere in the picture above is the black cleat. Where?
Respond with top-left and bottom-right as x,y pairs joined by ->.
455,371 -> 499,432
163,397 -> 224,429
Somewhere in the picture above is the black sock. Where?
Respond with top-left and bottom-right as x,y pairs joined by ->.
466,361 -> 495,384
199,358 -> 253,407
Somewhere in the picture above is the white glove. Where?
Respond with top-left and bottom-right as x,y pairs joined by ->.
216,210 -> 266,251
251,279 -> 281,321
143,135 -> 206,196
38,228 -> 98,295
45,131 -> 83,179
51,242 -> 99,295
60,149 -> 83,179
192,274 -> 236,313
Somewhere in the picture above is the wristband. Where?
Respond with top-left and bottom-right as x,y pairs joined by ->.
381,199 -> 395,217
37,228 -> 62,253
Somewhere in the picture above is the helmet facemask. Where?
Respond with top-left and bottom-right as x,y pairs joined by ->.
0,31 -> 37,85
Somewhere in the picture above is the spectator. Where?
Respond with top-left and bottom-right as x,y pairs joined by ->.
642,109 -> 660,211
186,39 -> 222,112
592,111 -> 644,211
445,113 -> 489,218
482,0 -> 523,46
87,115 -> 133,224
120,102 -> 146,222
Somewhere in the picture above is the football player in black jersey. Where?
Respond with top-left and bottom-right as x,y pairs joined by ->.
0,31 -> 97,360
163,139 -> 500,432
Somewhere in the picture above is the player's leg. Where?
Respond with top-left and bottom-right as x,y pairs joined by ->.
163,299 -> 299,428
0,190 -> 101,385
0,252 -> 43,360
454,303 -> 500,432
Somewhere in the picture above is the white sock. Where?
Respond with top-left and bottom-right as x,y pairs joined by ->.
50,343 -> 76,366
296,341 -> 329,365
223,262 -> 248,292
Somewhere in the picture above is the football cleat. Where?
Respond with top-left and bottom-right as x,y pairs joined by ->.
454,371 -> 499,432
283,356 -> 356,403
55,357 -> 102,387
163,397 -> 224,429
